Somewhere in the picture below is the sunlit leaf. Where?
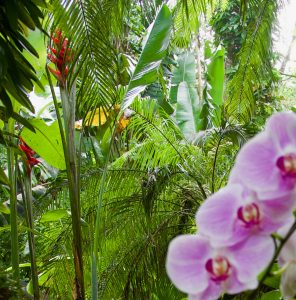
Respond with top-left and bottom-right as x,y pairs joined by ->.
121,4 -> 172,111
21,119 -> 66,170
40,209 -> 68,222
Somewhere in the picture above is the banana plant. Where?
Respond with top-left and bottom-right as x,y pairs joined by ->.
172,44 -> 225,138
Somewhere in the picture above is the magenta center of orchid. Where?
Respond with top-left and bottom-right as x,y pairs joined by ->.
237,203 -> 260,226
205,256 -> 231,282
276,153 -> 296,177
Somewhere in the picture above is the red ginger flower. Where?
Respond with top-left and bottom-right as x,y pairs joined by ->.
47,29 -> 73,87
19,138 -> 40,172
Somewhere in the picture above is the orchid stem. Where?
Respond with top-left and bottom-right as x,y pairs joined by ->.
248,220 -> 296,299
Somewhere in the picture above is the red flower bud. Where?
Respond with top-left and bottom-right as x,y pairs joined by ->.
47,30 -> 73,86
49,47 -> 57,55
52,37 -> 60,45
47,53 -> 57,64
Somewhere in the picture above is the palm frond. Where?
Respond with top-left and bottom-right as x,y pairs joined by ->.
225,0 -> 278,122
47,0 -> 130,119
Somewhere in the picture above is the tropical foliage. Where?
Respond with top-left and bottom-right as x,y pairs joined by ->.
0,0 -> 295,299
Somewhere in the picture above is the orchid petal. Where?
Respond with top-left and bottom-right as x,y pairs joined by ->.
166,235 -> 210,294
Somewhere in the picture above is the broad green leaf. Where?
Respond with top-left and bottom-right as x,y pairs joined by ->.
21,119 -> 66,170
121,4 -> 172,111
0,166 -> 9,186
198,44 -> 225,129
260,290 -> 281,300
23,29 -> 47,93
40,209 -> 68,222
206,46 -> 225,107
176,81 -> 199,137
170,52 -> 198,104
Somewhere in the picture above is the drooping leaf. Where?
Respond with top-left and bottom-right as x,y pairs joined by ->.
198,44 -> 225,129
21,119 -> 66,170
121,4 -> 172,111
170,52 -> 197,104
206,46 -> 225,107
176,81 -> 199,137
225,0 -> 278,122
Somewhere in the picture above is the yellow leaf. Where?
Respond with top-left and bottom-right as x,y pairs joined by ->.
85,107 -> 109,126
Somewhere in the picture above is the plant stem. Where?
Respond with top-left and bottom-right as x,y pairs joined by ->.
211,133 -> 223,193
91,124 -> 117,300
22,171 -> 40,299
6,122 -> 20,284
47,68 -> 85,299
248,220 -> 296,299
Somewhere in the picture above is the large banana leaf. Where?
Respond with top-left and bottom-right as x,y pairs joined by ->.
198,44 -> 225,129
176,81 -> 199,137
171,52 -> 200,136
206,46 -> 225,107
170,52 -> 198,104
120,4 -> 172,111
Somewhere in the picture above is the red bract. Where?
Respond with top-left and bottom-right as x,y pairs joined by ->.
47,29 -> 73,87
19,138 -> 40,172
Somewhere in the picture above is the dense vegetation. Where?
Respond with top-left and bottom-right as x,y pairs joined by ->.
0,0 -> 295,299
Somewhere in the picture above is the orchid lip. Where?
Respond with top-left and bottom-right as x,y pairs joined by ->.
276,153 -> 296,177
205,256 -> 231,282
237,203 -> 260,227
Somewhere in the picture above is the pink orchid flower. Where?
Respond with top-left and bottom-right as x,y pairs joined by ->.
196,184 -> 294,247
166,234 -> 274,300
231,112 -> 296,200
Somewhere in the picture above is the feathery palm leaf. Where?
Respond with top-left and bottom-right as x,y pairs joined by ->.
225,0 -> 278,122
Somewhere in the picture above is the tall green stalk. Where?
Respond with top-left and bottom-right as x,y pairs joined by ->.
46,68 -> 85,299
91,122 -> 117,300
21,171 -> 40,299
6,122 -> 20,284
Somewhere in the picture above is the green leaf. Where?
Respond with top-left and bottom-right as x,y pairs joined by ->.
206,46 -> 225,107
21,119 -> 66,170
170,52 -> 197,104
40,209 -> 68,222
121,4 -> 172,111
0,166 -> 9,186
11,112 -> 35,132
199,45 -> 225,129
0,225 -> 11,233
0,203 -> 10,214
260,290 -> 281,300
176,81 -> 199,137
260,262 -> 280,289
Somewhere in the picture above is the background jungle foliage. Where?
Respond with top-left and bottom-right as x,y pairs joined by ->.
0,0 -> 295,299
